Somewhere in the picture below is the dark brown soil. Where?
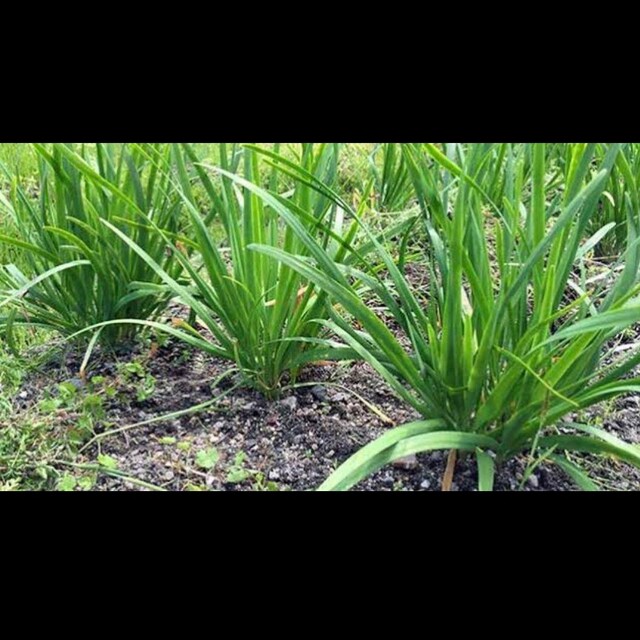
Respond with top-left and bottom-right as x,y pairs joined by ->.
11,333 -> 640,492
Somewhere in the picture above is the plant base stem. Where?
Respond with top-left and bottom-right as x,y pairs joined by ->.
442,449 -> 457,491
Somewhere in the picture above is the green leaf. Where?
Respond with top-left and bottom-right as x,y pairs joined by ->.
226,468 -> 251,484
57,474 -> 77,492
195,447 -> 220,470
539,430 -> 640,469
97,454 -> 119,470
476,448 -> 495,492
0,260 -> 90,310
543,305 -> 640,344
77,474 -> 97,491
550,455 -> 599,491
319,424 -> 497,491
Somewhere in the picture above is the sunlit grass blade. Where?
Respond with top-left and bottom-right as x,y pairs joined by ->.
476,448 -> 495,492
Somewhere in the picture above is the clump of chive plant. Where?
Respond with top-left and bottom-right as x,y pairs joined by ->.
0,143 -> 185,345
242,142 -> 640,490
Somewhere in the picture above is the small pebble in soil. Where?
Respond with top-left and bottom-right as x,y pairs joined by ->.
527,474 -> 540,489
269,469 -> 281,481
311,385 -> 328,403
280,396 -> 298,412
381,474 -> 394,487
392,454 -> 418,471
420,479 -> 431,490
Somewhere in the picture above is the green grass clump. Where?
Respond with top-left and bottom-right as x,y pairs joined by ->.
242,142 -> 640,490
101,143 -> 378,398
0,143 -> 185,345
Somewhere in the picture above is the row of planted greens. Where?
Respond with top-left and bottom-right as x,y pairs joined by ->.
1,142 -> 640,491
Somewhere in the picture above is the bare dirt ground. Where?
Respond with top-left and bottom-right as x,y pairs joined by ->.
10,333 -> 640,492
